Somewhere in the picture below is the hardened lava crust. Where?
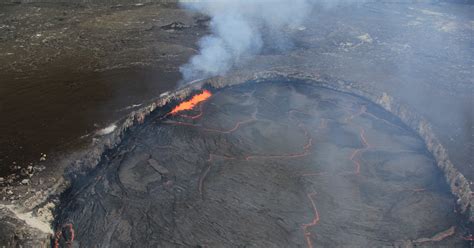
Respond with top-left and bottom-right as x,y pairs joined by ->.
54,81 -> 468,247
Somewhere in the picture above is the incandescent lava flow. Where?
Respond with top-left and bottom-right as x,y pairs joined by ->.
170,90 -> 212,115
54,82 -> 467,247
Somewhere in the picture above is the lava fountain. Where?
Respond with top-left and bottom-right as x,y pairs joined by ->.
170,90 -> 212,115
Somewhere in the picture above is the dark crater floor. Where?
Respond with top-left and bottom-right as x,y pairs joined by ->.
55,82 -> 467,247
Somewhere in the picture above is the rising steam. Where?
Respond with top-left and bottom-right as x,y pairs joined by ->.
179,0 -> 315,81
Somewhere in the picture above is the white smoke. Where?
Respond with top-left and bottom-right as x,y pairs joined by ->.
179,0 -> 315,81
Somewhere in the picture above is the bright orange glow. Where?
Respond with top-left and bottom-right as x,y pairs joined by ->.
170,90 -> 212,115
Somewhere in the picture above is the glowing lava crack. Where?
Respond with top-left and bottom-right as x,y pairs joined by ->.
54,83 -> 466,248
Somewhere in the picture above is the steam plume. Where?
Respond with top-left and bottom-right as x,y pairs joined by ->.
179,0 -> 315,81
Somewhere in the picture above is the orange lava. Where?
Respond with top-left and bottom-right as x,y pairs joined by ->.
54,223 -> 75,248
302,192 -> 320,248
170,90 -> 212,115
464,235 -> 474,241
169,100 -> 431,247
342,106 -> 371,175
350,127 -> 370,175
177,104 -> 204,119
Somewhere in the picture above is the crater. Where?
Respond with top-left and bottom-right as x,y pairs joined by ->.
54,81 -> 467,247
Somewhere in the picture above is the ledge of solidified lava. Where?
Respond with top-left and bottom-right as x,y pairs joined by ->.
53,81 -> 468,247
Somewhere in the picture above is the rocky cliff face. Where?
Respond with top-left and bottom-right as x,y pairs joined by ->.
53,68 -> 474,224
53,80 -> 467,247
0,71 -> 471,246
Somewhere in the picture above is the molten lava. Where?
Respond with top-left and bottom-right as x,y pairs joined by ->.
170,90 -> 212,115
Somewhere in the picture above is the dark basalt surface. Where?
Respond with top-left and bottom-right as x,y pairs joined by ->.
55,82 -> 467,247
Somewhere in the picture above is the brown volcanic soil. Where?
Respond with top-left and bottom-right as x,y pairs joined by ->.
55,82 -> 467,247
0,2 -> 202,176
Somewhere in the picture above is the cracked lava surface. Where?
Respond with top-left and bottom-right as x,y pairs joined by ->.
55,82 -> 467,247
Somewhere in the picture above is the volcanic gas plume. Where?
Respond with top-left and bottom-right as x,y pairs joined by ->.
178,0 -> 368,81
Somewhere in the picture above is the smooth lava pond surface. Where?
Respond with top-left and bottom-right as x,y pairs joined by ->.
55,81 -> 467,247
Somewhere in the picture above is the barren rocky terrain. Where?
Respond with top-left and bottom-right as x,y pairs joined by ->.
0,1 -> 472,247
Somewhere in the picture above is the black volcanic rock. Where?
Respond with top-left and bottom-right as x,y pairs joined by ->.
54,82 -> 468,247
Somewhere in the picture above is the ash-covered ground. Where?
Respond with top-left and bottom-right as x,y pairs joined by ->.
55,82 -> 467,247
